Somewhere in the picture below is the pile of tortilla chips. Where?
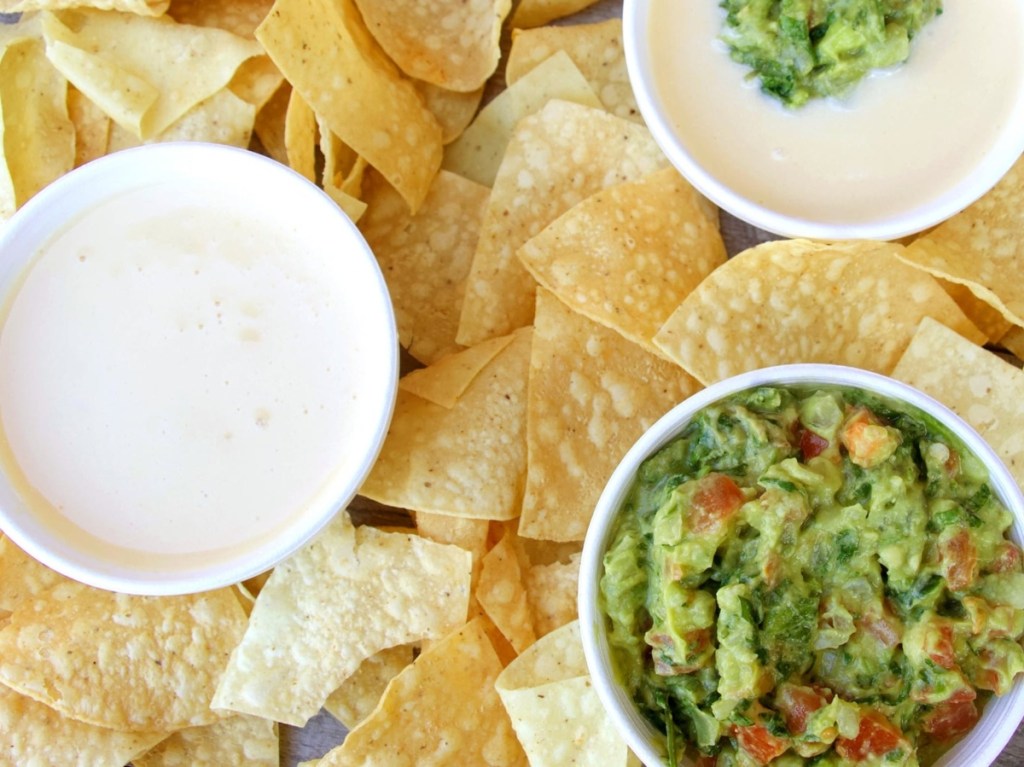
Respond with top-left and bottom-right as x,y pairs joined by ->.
2,0 -> 1024,764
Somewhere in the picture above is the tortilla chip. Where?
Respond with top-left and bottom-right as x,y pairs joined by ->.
654,239 -> 986,385
506,19 -> 639,122
318,618 -> 528,767
253,81 -> 290,165
899,154 -> 1024,328
0,534 -> 70,615
352,0 -> 510,92
360,168 -> 490,365
323,179 -> 368,222
256,0 -> 442,213
105,87 -> 256,150
360,328 -> 532,520
399,333 -> 514,407
510,0 -> 601,28
228,54 -> 283,110
211,513 -> 471,726
519,289 -> 701,541
416,510 -> 491,621
323,644 -> 415,729
524,552 -> 581,637
42,10 -> 262,139
132,715 -> 278,767
0,582 -> 246,732
999,325 -> 1024,361
414,79 -> 483,144
0,37 -> 74,213
477,532 -> 537,653
939,277 -> 1013,343
892,317 -> 1024,492
3,0 -> 168,14
457,100 -> 667,346
0,685 -> 165,767
68,85 -> 109,166
495,620 -> 631,767
168,0 -> 274,37
284,86 -> 316,181
518,167 -> 725,358
443,50 -> 602,187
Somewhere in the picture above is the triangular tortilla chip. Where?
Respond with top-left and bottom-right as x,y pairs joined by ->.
323,644 -> 415,729
518,167 -> 725,358
132,714 -> 278,767
457,100 -> 667,346
654,239 -> 986,385
476,531 -> 537,653
361,328 -> 532,520
399,333 -> 514,407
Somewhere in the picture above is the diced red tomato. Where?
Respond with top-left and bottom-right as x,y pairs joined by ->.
941,529 -> 978,591
799,428 -> 830,460
836,710 -> 905,761
926,622 -> 957,670
690,474 -> 744,533
695,756 -> 718,767
923,696 -> 979,741
840,407 -> 897,468
988,541 -> 1023,574
735,723 -> 789,765
776,683 -> 827,735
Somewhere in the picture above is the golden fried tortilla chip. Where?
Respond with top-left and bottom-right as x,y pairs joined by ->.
256,0 -> 442,213
253,81 -> 290,164
211,513 -> 471,726
323,644 -> 415,729
999,325 -> 1024,360
353,0 -> 510,92
0,685 -> 165,767
3,0 -> 168,14
67,85 -> 109,166
654,239 -> 986,385
414,79 -> 483,144
0,36 -> 74,215
520,289 -> 701,541
518,167 -> 725,358
228,55 -> 283,110
168,0 -> 274,37
510,0 -> 601,28
284,86 -> 316,180
0,534 -> 70,614
132,715 -> 278,767
399,333 -> 514,407
42,10 -> 262,139
0,582 -> 246,732
939,277 -> 1013,344
476,532 -> 537,653
507,19 -> 639,122
524,552 -> 581,637
457,100 -> 667,346
105,87 -> 256,150
442,50 -> 602,187
318,618 -> 528,767
361,328 -> 532,520
893,317 -> 1024,492
899,154 -> 1024,328
360,169 -> 490,365
495,620 -> 631,767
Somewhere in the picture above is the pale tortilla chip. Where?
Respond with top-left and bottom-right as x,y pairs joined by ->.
495,620 -> 631,767
416,511 -> 491,561
211,513 -> 471,726
323,179 -> 368,222
360,168 -> 490,365
105,87 -> 255,150
899,154 -> 1024,328
168,0 -> 275,37
228,55 -> 283,110
399,333 -> 514,407
42,10 -> 262,139
0,685 -> 165,767
68,85 -> 110,166
3,0 -> 168,14
360,328 -> 532,520
457,100 -> 667,346
0,36 -> 74,213
999,325 -> 1024,361
524,552 -> 581,637
318,618 -> 528,767
520,289 -> 701,541
892,317 -> 1024,492
443,50 -> 602,187
654,239 -> 986,385
414,79 -> 483,144
132,715 -> 278,767
323,644 -> 415,729
511,0 -> 601,28
0,582 -> 246,732
0,534 -> 70,614
352,0 -> 510,92
476,532 -> 537,653
253,81 -> 290,165
518,167 -> 725,358
939,277 -> 1013,343
256,0 -> 442,213
284,86 -> 316,181
507,19 -> 639,122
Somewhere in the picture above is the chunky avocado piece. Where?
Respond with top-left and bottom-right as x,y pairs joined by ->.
719,0 -> 943,107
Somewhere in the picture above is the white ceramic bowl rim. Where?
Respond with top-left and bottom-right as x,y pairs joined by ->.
0,143 -> 399,595
579,363 -> 1024,767
622,0 -> 1024,241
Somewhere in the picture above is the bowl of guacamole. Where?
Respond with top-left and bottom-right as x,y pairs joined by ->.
579,364 -> 1024,767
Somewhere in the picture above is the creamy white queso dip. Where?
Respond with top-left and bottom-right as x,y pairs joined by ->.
645,0 -> 1024,227
0,181 -> 372,569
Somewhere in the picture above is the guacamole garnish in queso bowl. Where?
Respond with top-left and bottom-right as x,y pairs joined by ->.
579,365 -> 1024,767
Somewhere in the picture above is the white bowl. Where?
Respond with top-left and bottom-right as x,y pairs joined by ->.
623,0 -> 1024,240
0,143 -> 398,595
579,364 -> 1024,767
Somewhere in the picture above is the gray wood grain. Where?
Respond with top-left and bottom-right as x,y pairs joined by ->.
284,0 -> 1024,764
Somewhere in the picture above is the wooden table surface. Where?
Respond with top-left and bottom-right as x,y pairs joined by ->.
282,1 -> 1024,763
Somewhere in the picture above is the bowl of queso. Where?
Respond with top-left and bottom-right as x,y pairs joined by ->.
622,0 -> 1024,240
579,365 -> 1024,767
0,143 -> 398,595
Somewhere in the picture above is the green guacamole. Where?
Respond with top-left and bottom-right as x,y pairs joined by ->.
600,385 -> 1024,767
719,0 -> 943,107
